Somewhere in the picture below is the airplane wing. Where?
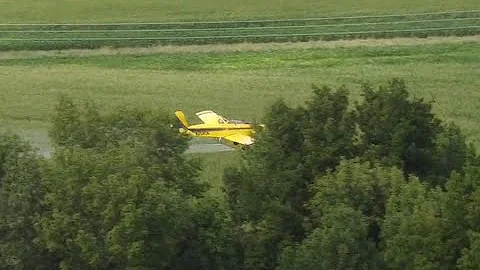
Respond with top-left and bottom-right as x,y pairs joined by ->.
196,110 -> 229,125
224,134 -> 254,145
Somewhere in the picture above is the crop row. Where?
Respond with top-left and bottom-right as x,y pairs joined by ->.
1,10 -> 479,51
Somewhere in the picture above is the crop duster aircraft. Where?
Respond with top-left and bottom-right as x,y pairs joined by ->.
174,110 -> 260,147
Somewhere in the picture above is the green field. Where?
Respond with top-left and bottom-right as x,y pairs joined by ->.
1,1 -> 479,51
1,0 -> 480,191
1,3 -> 480,266
1,37 -> 480,148
192,151 -> 241,196
1,0 -> 479,23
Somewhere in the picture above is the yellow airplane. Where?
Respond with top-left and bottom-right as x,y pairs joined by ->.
174,110 -> 260,147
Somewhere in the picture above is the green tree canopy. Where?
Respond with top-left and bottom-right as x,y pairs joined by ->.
278,204 -> 377,270
224,78 -> 478,269
355,79 -> 474,186
38,145 -> 195,269
382,177 -> 445,270
223,85 -> 356,270
309,159 -> 404,243
49,95 -> 205,196
36,96 -> 234,269
0,134 -> 54,269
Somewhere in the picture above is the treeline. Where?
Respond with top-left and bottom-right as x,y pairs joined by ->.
1,78 -> 480,269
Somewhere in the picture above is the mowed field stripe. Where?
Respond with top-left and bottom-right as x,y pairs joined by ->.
1,9 -> 479,50
0,35 -> 478,60
1,9 -> 479,26
2,26 -> 479,41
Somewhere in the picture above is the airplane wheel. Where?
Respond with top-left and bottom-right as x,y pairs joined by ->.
233,142 -> 243,150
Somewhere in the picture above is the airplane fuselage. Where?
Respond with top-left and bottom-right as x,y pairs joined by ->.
183,123 -> 255,141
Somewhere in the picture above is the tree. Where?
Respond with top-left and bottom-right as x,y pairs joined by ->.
356,79 -> 442,182
49,94 -> 83,148
224,79 -> 480,269
38,146 -> 195,269
223,100 -> 309,270
431,123 -> 477,185
170,196 -> 241,270
37,96 -> 242,269
225,100 -> 307,223
303,85 -> 356,174
0,134 -> 55,269
382,177 -> 444,270
355,78 -> 477,188
458,231 -> 480,269
278,205 -> 377,270
309,158 -> 405,246
224,85 -> 359,270
436,170 -> 474,268
458,166 -> 480,269
49,95 -> 205,196
379,163 -> 480,270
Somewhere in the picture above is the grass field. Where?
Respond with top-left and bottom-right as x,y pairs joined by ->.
192,151 -> 241,196
1,37 -> 480,167
0,1 -> 478,197
2,37 -> 480,140
1,0 -> 479,23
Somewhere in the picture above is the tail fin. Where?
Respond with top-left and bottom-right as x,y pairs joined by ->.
175,110 -> 189,128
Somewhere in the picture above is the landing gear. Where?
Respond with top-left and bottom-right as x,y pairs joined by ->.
233,142 -> 248,151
